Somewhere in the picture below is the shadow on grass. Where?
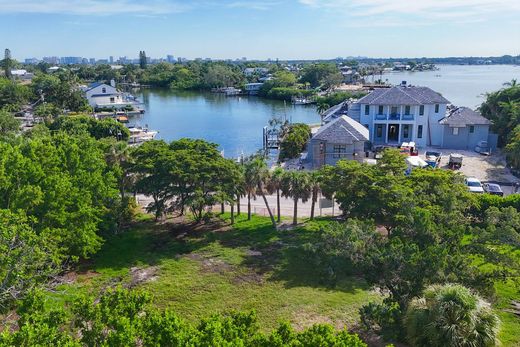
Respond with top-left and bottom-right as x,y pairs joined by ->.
87,213 -> 368,294
216,214 -> 369,294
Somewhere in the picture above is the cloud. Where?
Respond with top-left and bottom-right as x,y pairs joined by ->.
299,0 -> 520,26
0,0 -> 190,16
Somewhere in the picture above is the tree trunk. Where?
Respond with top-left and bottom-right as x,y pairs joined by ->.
221,202 -> 225,215
259,183 -> 277,229
276,189 -> 281,223
247,192 -> 251,220
310,192 -> 317,221
293,198 -> 298,225
230,204 -> 235,225
237,195 -> 241,216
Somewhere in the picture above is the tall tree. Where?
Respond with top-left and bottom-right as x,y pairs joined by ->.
2,49 -> 12,79
281,171 -> 311,225
139,51 -> 148,69
267,167 -> 285,223
244,156 -> 276,228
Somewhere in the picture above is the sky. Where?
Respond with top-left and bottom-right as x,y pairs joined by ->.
1,0 -> 520,60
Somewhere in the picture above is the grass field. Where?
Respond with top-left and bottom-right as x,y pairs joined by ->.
48,213 -> 520,345
50,213 -> 380,332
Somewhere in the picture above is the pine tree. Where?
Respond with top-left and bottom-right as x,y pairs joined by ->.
139,50 -> 147,69
3,48 -> 12,79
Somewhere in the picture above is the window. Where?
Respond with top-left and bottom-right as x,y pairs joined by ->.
110,97 -> 115,103
376,125 -> 383,138
403,125 -> 409,138
319,142 -> 324,154
417,125 -> 423,139
102,87 -> 106,93
419,105 -> 425,115
378,105 -> 384,114
391,106 -> 398,115
405,105 -> 411,115
435,104 -> 440,113
365,105 -> 370,115
333,145 -> 346,158
469,126 -> 475,133
453,127 -> 459,135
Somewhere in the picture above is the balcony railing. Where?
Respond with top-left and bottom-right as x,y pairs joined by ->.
374,114 -> 415,121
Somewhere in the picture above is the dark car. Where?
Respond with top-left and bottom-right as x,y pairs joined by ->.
424,151 -> 442,168
483,183 -> 504,197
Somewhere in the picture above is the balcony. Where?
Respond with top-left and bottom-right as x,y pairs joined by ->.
375,114 -> 387,120
402,114 -> 415,120
374,113 -> 415,121
388,113 -> 401,120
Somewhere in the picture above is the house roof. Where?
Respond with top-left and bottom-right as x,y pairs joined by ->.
439,106 -> 491,127
313,115 -> 369,144
86,82 -> 113,92
90,93 -> 120,97
358,85 -> 450,105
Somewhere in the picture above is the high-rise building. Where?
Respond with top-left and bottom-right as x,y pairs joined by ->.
24,58 -> 39,64
109,56 -> 114,63
60,56 -> 83,65
89,58 -> 96,64
43,56 -> 60,64
167,55 -> 175,63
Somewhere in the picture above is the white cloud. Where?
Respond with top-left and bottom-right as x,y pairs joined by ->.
0,0 -> 190,16
226,1 -> 281,10
299,0 -> 520,25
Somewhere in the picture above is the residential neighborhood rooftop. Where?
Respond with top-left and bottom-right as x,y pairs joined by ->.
313,115 -> 369,144
439,106 -> 491,127
358,85 -> 451,105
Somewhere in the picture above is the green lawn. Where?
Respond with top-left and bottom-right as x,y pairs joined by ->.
48,213 -> 520,345
50,214 -> 380,332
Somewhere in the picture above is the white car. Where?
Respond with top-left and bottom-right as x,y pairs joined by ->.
465,177 -> 484,193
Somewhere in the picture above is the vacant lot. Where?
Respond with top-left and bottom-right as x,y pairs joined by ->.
47,213 -> 520,345
49,214 -> 379,333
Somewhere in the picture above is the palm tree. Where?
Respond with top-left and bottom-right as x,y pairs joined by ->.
244,156 -> 277,228
267,167 -> 284,223
309,171 -> 321,221
405,284 -> 500,347
281,171 -> 311,225
316,102 -> 330,124
243,159 -> 257,221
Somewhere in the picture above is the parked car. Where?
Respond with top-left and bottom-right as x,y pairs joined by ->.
483,183 -> 504,196
448,153 -> 463,170
425,150 -> 442,168
464,177 -> 484,193
475,140 -> 491,156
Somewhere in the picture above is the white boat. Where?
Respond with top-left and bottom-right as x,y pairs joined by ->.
127,126 -> 158,144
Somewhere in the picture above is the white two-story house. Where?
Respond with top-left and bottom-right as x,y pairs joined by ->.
84,81 -> 141,111
351,84 -> 451,148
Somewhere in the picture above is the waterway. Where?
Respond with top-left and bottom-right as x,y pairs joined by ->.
135,64 -> 520,156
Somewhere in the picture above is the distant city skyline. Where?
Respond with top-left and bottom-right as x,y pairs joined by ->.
2,0 -> 519,60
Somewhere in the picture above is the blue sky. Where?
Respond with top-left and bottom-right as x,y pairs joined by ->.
2,0 -> 519,60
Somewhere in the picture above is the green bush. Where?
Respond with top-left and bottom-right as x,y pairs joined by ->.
279,123 -> 311,161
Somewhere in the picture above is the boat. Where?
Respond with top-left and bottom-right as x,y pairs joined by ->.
116,115 -> 129,123
291,96 -> 315,105
127,126 -> 158,144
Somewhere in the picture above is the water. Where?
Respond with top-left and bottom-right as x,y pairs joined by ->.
135,89 -> 319,156
382,64 -> 520,108
134,65 -> 520,156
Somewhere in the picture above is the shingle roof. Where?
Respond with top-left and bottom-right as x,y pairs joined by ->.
313,115 -> 369,144
358,86 -> 450,105
439,107 -> 491,126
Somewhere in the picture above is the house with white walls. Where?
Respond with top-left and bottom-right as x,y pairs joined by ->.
83,81 -> 141,110
322,83 -> 495,150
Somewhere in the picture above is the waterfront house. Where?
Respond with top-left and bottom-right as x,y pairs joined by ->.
307,115 -> 369,168
84,81 -> 140,111
331,83 -> 496,150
